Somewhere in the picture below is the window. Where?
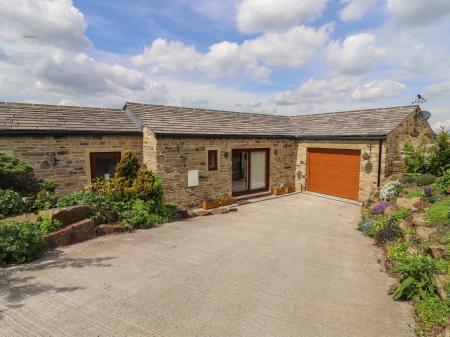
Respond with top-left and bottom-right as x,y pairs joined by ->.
90,152 -> 121,180
208,150 -> 218,171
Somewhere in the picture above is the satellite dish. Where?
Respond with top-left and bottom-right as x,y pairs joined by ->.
418,110 -> 431,121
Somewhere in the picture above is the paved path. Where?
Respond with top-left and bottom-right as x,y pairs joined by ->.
0,193 -> 413,337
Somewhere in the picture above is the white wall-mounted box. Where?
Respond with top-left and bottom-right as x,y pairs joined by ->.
187,170 -> 199,187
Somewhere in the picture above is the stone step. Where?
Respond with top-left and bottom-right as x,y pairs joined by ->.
44,218 -> 96,249
39,205 -> 91,226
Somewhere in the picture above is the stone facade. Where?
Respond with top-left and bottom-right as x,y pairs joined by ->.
385,111 -> 435,176
144,134 -> 297,207
295,140 -> 386,201
0,135 -> 142,195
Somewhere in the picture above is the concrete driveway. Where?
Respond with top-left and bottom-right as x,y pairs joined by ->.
0,193 -> 413,337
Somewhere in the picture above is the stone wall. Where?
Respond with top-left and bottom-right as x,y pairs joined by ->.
147,136 -> 297,207
295,140 -> 386,201
0,134 -> 142,195
385,110 -> 435,176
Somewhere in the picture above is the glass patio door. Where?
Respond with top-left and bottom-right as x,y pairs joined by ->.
232,149 -> 268,195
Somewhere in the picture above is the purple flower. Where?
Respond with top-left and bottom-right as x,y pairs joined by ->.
371,203 -> 388,214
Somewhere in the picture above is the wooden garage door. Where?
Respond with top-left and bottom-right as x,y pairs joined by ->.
307,148 -> 361,200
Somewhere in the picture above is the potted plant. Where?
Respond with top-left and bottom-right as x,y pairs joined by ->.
284,185 -> 295,193
218,194 -> 234,206
273,182 -> 286,196
202,195 -> 220,210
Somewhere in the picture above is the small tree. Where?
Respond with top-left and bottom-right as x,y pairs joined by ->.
403,139 -> 429,174
115,150 -> 140,183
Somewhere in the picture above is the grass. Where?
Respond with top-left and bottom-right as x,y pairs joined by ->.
415,296 -> 450,332
425,199 -> 450,225
404,189 -> 423,199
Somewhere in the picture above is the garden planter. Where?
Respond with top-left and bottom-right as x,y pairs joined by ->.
284,186 -> 295,193
202,200 -> 220,210
272,188 -> 286,196
219,198 -> 234,206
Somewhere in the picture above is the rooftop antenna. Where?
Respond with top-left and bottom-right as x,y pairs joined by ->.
412,94 -> 427,105
411,94 -> 431,121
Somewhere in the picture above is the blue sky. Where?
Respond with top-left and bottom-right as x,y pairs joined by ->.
0,0 -> 449,129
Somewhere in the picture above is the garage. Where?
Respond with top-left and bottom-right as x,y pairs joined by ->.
307,148 -> 361,200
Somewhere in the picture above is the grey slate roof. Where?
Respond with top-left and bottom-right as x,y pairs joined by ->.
0,102 -> 141,135
125,102 -> 296,137
126,102 -> 419,139
290,105 -> 419,139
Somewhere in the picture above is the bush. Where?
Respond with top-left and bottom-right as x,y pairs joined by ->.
126,167 -> 164,203
115,150 -> 140,183
119,199 -> 166,229
392,255 -> 438,300
415,296 -> 450,332
0,152 -> 39,195
374,224 -> 402,245
415,174 -> 436,186
366,218 -> 389,237
379,180 -> 402,202
403,140 -> 429,174
357,219 -> 373,234
0,221 -> 44,266
36,216 -> 63,235
57,190 -> 115,224
425,199 -> 450,225
32,190 -> 58,211
436,169 -> 450,194
400,174 -> 416,184
0,189 -> 26,217
427,128 -> 450,176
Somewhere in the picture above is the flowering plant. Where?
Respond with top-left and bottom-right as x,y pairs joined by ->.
379,180 -> 402,202
371,203 -> 388,214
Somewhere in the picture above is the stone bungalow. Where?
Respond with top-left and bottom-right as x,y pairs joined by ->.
0,102 -> 434,207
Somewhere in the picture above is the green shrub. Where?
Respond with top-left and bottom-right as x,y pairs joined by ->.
427,128 -> 450,176
366,218 -> 389,237
57,190 -> 114,224
0,221 -> 44,266
387,241 -> 411,261
115,150 -> 140,183
32,190 -> 58,211
403,140 -> 429,174
126,167 -> 164,203
0,152 -> 39,195
415,174 -> 437,186
436,169 -> 450,194
425,199 -> 450,225
36,216 -> 63,235
400,174 -> 416,184
415,296 -> 450,332
119,199 -> 164,229
0,189 -> 26,217
390,208 -> 412,222
392,255 -> 438,300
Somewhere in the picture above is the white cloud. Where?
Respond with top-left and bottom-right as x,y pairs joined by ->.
242,25 -> 332,68
0,0 -> 89,49
32,50 -> 145,95
236,0 -> 328,34
432,120 -> 450,131
326,33 -> 385,74
339,0 -> 376,21
200,41 -> 270,81
272,76 -> 358,105
132,38 -> 200,74
387,0 -> 450,26
352,80 -> 406,101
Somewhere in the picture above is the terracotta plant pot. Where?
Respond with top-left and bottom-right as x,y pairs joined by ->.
273,188 -> 285,196
202,200 -> 220,210
219,198 -> 234,206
